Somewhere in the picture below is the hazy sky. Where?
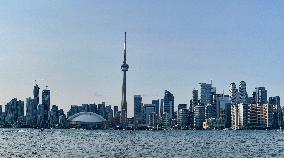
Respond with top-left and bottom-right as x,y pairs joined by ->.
0,1 -> 284,116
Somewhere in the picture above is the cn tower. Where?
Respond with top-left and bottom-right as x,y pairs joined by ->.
121,32 -> 129,128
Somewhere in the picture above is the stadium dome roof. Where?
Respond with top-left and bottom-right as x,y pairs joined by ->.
68,112 -> 106,123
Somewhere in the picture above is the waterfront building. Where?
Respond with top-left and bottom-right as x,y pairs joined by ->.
82,104 -> 89,112
67,105 -> 79,118
33,83 -> 40,107
194,104 -> 205,129
127,117 -> 134,126
26,97 -> 37,127
263,104 -> 273,128
120,32 -> 129,128
160,99 -> 164,119
98,102 -> 106,119
134,95 -> 143,125
37,104 -> 45,127
255,87 -> 268,104
5,98 -> 24,127
89,104 -> 98,113
205,104 -> 216,119
192,88 -> 205,129
49,105 -> 59,128
269,96 -> 282,129
232,103 -> 248,129
199,83 -> 213,105
161,112 -> 171,129
239,81 -> 248,104
188,100 -> 194,128
229,83 -> 239,105
144,104 -> 156,125
231,81 -> 249,129
59,114 -> 67,128
229,82 -> 239,128
178,104 -> 187,111
203,118 -> 224,130
177,107 -> 189,129
192,89 -> 199,108
189,89 -> 198,128
269,96 -> 280,106
105,105 -> 113,128
248,103 -> 273,129
248,96 -> 256,104
42,89 -> 51,110
224,103 -> 232,128
113,111 -> 121,127
42,88 -> 50,128
163,90 -> 174,119
113,106 -> 119,118
213,94 -> 230,120
149,112 -> 157,128
0,108 -> 5,127
152,99 -> 160,118
105,105 -> 113,121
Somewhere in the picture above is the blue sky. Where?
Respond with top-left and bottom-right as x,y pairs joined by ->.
0,1 -> 284,116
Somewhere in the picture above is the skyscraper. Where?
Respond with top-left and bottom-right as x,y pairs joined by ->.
177,104 -> 188,129
199,83 -> 213,105
239,81 -> 248,104
98,102 -> 106,118
269,96 -> 282,129
144,104 -> 156,125
33,82 -> 40,106
121,32 -> 129,128
229,83 -> 239,105
49,105 -> 59,128
192,89 -> 199,108
160,99 -> 164,117
42,88 -> 50,128
255,87 -> 268,104
269,96 -> 280,106
5,98 -> 24,126
152,99 -> 160,117
163,90 -> 174,119
26,97 -> 37,127
134,95 -> 143,125
114,106 -> 119,117
42,89 -> 51,111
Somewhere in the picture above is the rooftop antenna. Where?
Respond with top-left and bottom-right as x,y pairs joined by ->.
123,32 -> 127,64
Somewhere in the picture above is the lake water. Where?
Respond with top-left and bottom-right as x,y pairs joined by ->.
0,129 -> 283,158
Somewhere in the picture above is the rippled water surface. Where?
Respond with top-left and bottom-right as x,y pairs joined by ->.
0,129 -> 284,157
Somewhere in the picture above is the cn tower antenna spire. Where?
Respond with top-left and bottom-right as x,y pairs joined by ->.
124,32 -> 127,64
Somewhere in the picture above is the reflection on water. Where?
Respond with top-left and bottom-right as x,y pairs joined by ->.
0,129 -> 283,158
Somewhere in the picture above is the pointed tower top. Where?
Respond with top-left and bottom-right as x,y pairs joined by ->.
124,32 -> 127,64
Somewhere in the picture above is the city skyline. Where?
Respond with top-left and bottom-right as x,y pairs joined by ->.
0,1 -> 284,117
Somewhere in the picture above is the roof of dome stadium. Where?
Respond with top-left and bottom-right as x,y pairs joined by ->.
68,112 -> 106,123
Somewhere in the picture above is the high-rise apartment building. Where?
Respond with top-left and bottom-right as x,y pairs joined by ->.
134,95 -> 143,124
255,87 -> 267,104
163,90 -> 174,119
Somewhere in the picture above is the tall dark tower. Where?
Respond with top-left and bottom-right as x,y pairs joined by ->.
42,86 -> 50,128
121,32 -> 129,128
33,81 -> 40,106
